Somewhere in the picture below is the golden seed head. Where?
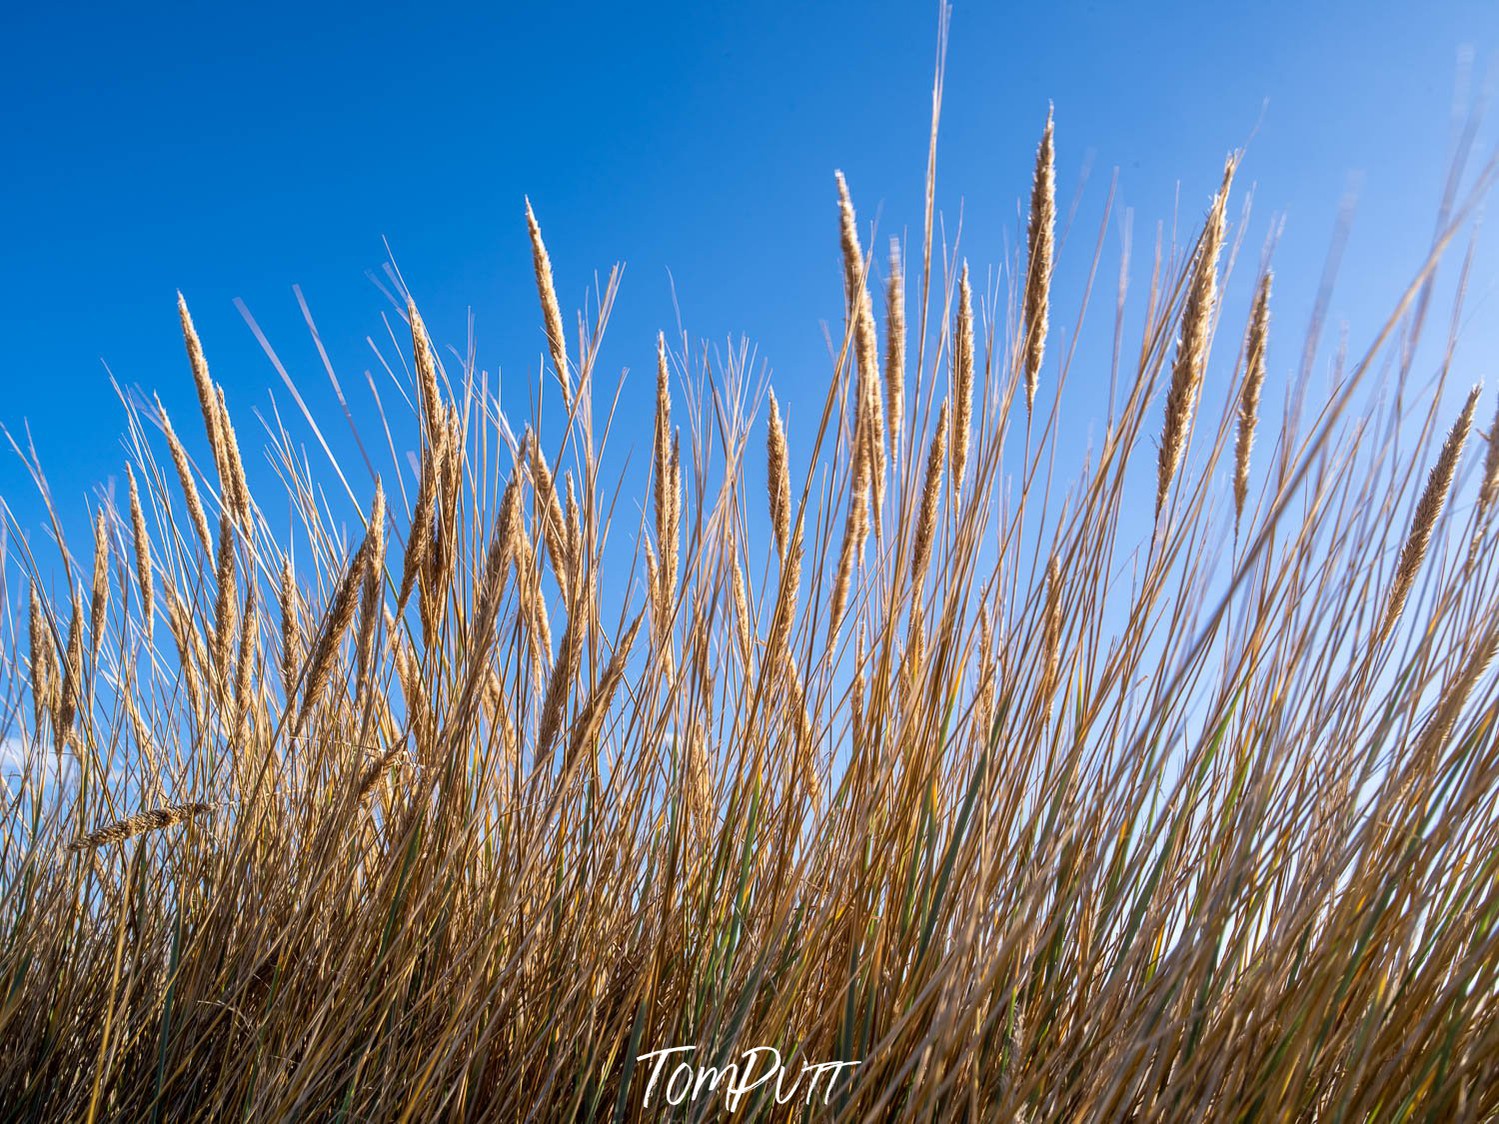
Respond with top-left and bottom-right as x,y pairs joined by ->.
1023,107 -> 1056,416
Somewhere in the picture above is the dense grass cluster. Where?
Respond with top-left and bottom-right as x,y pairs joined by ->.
5,97 -> 1499,1121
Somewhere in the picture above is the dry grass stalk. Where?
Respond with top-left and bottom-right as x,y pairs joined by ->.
564,612 -> 642,774
525,198 -> 573,408
176,293 -> 227,483
1234,271 -> 1273,529
279,557 -> 299,700
886,238 -> 907,460
355,743 -> 409,808
28,582 -> 57,735
536,615 -> 582,760
1023,108 -> 1056,416
296,502 -> 380,731
765,519 -> 803,667
952,263 -> 975,495
353,482 -> 387,702
55,605 -> 82,752
767,391 -> 791,560
835,173 -> 887,524
233,581 -> 258,744
158,400 -> 214,555
215,386 -> 251,523
89,510 -> 109,650
212,514 -> 237,687
835,173 -> 884,415
397,315 -> 445,615
1478,396 -> 1499,519
529,432 -> 571,603
563,473 -> 581,578
1040,556 -> 1063,707
408,301 -> 445,439
829,373 -> 875,639
911,400 -> 950,599
730,549 -> 753,667
653,336 -> 681,609
1156,159 -> 1235,516
67,802 -> 215,853
1381,385 -> 1480,639
125,463 -> 153,642
163,586 -> 207,734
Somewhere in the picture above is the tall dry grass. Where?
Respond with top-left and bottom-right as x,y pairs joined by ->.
4,91 -> 1499,1123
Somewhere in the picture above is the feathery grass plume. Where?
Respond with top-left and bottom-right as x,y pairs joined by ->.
652,335 -> 681,607
397,422 -> 442,615
785,658 -> 819,802
1234,271 -> 1273,530
564,612 -> 642,774
828,372 -> 875,640
835,172 -> 887,523
408,301 -> 445,439
1478,396 -> 1499,519
54,605 -> 82,752
851,627 -> 867,747
767,391 -> 791,561
885,238 -> 906,460
215,385 -> 251,522
952,262 -> 975,495
1023,107 -> 1056,417
125,462 -> 153,642
683,721 -> 713,845
353,482 -> 387,701
524,197 -> 572,408
355,743 -> 409,809
563,473 -> 581,573
835,172 -> 882,398
431,406 -> 465,591
212,514 -> 237,686
89,510 -> 109,650
1040,556 -> 1063,708
528,431 -> 571,602
536,614 -> 583,762
157,400 -> 213,555
67,802 -> 215,853
28,582 -> 57,736
296,505 -> 380,732
1156,158 -> 1235,517
177,293 -> 226,480
1381,385 -> 1481,640
163,586 -> 207,734
766,518 -> 803,667
393,631 -> 427,741
731,552 -> 753,667
279,557 -> 299,700
233,580 -> 258,743
911,400 -> 950,599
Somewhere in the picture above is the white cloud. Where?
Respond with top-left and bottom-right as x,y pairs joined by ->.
0,733 -> 77,801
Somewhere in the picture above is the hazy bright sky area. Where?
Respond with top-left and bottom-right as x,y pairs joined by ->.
3,0 -> 1499,559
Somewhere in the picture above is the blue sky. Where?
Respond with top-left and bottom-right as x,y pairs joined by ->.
3,0 -> 1499,563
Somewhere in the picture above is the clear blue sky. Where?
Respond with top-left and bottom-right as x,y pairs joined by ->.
3,0 -> 1498,560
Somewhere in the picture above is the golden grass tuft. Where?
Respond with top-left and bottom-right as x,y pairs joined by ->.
4,106 -> 1499,1124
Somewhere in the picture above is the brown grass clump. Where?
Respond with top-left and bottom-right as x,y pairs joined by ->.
4,95 -> 1499,1124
